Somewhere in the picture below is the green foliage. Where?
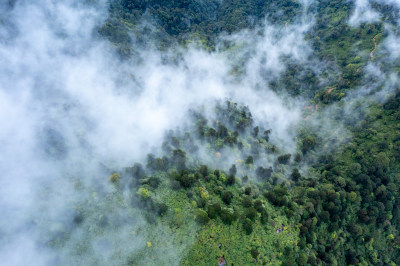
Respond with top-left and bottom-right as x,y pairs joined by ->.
220,208 -> 236,225
242,196 -> 252,208
109,173 -> 121,183
227,174 -> 235,185
301,136 -> 316,154
250,248 -> 259,259
291,168 -> 301,182
245,207 -> 257,221
222,191 -> 233,205
207,203 -> 221,219
276,153 -> 291,165
254,200 -> 263,212
101,0 -> 302,54
245,156 -> 254,164
243,218 -> 253,235
78,0 -> 400,255
140,176 -> 160,189
195,209 -> 210,224
138,187 -> 150,199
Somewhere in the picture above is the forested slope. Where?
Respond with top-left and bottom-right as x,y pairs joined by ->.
78,1 -> 400,265
5,0 -> 399,265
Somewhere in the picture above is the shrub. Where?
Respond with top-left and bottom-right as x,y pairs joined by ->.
245,187 -> 252,195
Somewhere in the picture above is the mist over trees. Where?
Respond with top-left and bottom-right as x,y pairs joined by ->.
1,0 -> 400,265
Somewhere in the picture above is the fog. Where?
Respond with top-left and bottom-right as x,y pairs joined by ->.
0,0 -> 310,265
1,0 -> 400,265
349,0 -> 380,26
350,0 -> 400,26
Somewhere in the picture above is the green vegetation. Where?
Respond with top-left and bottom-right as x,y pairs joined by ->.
99,0 -> 302,54
57,93 -> 400,264
56,1 -> 400,265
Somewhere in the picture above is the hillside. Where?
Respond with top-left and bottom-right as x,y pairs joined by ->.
1,0 -> 400,265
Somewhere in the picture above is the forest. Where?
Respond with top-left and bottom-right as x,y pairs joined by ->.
1,0 -> 400,265
95,1 -> 400,264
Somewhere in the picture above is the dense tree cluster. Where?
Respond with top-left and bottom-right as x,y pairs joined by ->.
116,96 -> 400,264
99,0 -> 302,54
90,1 -> 400,264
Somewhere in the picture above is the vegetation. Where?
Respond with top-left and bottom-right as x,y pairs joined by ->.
52,1 -> 400,265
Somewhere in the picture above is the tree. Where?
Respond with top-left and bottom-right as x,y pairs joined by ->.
243,218 -> 253,234
197,198 -> 206,208
253,126 -> 259,137
301,136 -> 316,154
172,149 -> 186,169
220,208 -> 235,224
256,166 -> 273,179
276,154 -> 291,165
222,191 -> 233,204
245,207 -> 257,221
227,174 -> 235,185
109,173 -> 121,183
180,173 -> 195,188
260,209 -> 269,224
199,165 -> 208,176
207,203 -> 221,219
298,252 -> 308,265
229,164 -> 237,176
291,168 -> 301,182
263,130 -> 271,142
242,197 -> 252,208
254,199 -> 263,212
196,209 -> 210,224
125,163 -> 145,180
245,156 -> 254,164
250,248 -> 259,259
138,187 -> 150,199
